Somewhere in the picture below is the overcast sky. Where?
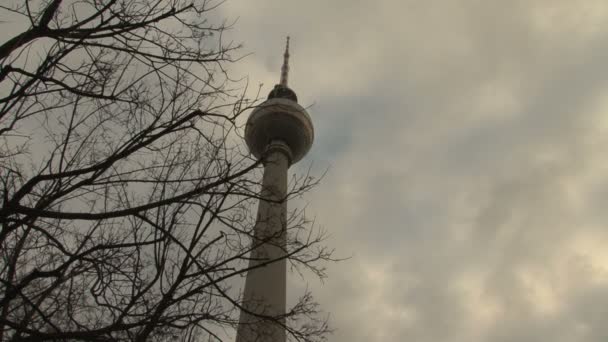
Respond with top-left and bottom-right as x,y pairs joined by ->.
3,1 -> 608,341
219,1 -> 608,341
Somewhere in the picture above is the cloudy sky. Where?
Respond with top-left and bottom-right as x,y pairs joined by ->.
219,0 -> 608,341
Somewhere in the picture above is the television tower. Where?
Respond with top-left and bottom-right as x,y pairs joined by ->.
236,37 -> 314,342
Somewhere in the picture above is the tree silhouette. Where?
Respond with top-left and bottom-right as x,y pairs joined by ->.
0,1 -> 332,341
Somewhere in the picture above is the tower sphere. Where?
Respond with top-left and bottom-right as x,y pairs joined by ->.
245,91 -> 314,164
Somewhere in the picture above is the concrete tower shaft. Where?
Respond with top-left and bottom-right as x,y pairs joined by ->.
236,38 -> 314,342
236,141 -> 290,342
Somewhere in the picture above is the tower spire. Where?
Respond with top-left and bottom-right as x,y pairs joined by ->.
268,37 -> 298,102
280,36 -> 290,87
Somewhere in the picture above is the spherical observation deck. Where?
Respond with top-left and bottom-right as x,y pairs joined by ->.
245,93 -> 314,164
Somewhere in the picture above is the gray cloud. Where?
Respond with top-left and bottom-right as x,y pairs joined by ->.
3,0 -> 608,340
218,0 -> 608,340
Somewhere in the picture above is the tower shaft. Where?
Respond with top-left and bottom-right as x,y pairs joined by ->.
236,141 -> 291,342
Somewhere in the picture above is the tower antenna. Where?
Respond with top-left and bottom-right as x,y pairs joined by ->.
280,36 -> 290,86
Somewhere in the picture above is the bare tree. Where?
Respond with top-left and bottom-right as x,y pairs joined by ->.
0,1 -> 332,341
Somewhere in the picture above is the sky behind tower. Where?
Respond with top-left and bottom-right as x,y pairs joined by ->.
219,1 -> 608,341
3,1 -> 608,341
